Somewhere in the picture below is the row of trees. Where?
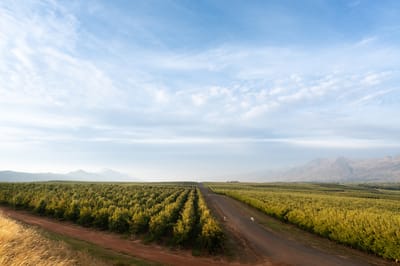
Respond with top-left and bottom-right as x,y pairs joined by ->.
0,183 -> 223,253
173,189 -> 196,244
197,188 -> 224,252
210,184 -> 400,260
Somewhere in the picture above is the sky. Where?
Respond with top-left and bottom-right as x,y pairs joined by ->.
0,0 -> 400,180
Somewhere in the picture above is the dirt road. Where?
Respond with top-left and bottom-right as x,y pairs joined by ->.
1,188 -> 395,266
199,184 -> 395,266
0,206 -> 240,266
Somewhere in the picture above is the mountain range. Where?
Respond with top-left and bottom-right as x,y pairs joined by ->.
1,155 -> 400,183
275,155 -> 400,182
0,169 -> 137,182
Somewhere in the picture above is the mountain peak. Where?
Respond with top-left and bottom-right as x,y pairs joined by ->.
278,155 -> 399,183
0,169 -> 138,182
68,169 -> 89,175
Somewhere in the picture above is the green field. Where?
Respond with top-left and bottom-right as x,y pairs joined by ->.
208,182 -> 400,260
0,182 -> 223,253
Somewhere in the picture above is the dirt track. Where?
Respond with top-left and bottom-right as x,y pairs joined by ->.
0,206 -> 242,266
199,184 -> 395,266
1,186 -> 396,266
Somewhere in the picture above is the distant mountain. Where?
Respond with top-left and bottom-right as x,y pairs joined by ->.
276,155 -> 400,182
66,169 -> 135,181
0,169 -> 138,182
66,170 -> 101,180
98,169 -> 134,181
0,171 -> 65,182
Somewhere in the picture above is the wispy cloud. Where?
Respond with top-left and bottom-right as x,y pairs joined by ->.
0,1 -> 120,109
285,138 -> 400,149
1,0 -> 400,178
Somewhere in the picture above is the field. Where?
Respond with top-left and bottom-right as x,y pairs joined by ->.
208,182 -> 400,261
0,182 -> 223,253
0,211 -> 108,266
2,181 -> 398,265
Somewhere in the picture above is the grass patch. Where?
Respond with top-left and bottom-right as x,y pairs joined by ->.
41,230 -> 162,266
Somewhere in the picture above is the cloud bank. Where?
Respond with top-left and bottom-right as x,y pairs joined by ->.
0,1 -> 399,179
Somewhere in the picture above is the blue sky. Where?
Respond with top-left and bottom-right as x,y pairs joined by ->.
0,0 -> 399,180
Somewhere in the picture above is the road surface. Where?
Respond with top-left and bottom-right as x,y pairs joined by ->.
199,184 -> 395,266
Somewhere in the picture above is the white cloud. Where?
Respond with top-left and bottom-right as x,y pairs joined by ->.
355,36 -> 378,47
191,94 -> 207,106
352,89 -> 394,105
241,102 -> 279,120
0,1 -> 121,109
286,138 -> 400,149
360,71 -> 391,86
1,1 -> 400,176
269,87 -> 285,95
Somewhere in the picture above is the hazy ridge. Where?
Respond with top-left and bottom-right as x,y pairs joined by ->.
0,169 -> 136,182
2,155 -> 400,183
276,155 -> 400,182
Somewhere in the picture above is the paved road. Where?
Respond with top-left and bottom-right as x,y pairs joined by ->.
199,184 -> 394,266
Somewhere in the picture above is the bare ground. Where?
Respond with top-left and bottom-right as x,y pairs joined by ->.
0,206 -> 253,266
199,184 -> 396,266
1,185 -> 397,266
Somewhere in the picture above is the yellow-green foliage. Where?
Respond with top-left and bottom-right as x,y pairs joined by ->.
197,188 -> 224,252
149,189 -> 189,239
0,212 -> 106,266
210,183 -> 400,260
173,189 -> 196,244
0,182 -> 223,253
